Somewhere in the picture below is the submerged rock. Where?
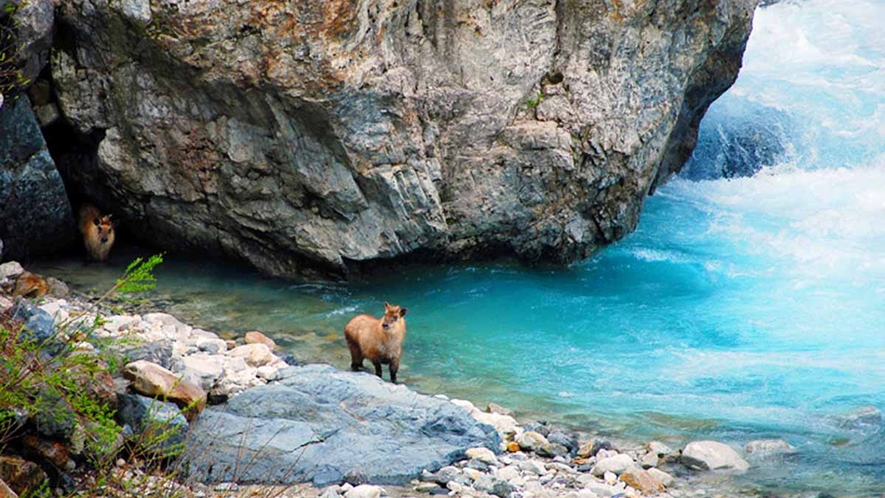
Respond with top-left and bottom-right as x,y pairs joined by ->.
681,440 -> 750,472
745,438 -> 795,455
52,0 -> 756,277
181,364 -> 500,486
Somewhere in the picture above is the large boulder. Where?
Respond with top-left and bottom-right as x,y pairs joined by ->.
0,96 -> 75,260
180,364 -> 501,486
51,0 -> 757,277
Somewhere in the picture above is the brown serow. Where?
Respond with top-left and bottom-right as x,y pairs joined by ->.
78,204 -> 115,262
344,302 -> 408,383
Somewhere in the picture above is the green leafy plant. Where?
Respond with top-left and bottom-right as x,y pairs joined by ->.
0,254 -> 168,496
525,90 -> 543,109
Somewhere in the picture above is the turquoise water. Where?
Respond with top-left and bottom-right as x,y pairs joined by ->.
32,0 -> 885,494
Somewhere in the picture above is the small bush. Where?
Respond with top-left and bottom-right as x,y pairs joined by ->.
0,255 -> 170,495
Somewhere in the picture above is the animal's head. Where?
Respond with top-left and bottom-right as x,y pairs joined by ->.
92,214 -> 114,244
381,301 -> 407,331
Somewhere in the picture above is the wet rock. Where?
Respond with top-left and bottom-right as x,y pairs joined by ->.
646,441 -> 674,456
244,331 -> 276,351
51,0 -> 756,278
487,403 -> 515,417
117,393 -> 188,458
745,439 -> 795,455
122,360 -> 207,418
647,468 -> 675,487
577,440 -> 613,458
182,364 -> 500,486
227,343 -> 274,367
523,422 -> 551,438
0,456 -> 46,496
640,450 -> 659,468
546,431 -> 579,455
832,406 -> 882,432
591,454 -> 635,476
0,97 -> 75,260
619,466 -> 665,493
681,441 -> 750,472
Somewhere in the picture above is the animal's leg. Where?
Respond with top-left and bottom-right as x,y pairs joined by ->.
372,361 -> 383,378
346,338 -> 363,371
389,358 -> 399,384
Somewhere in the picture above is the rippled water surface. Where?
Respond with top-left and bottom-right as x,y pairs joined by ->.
33,0 -> 885,495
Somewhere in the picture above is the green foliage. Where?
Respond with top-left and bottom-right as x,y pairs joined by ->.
0,0 -> 31,105
525,90 -> 543,109
115,253 -> 164,295
0,254 -> 178,496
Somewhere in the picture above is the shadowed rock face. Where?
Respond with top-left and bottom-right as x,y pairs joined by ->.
51,0 -> 757,277
180,364 -> 501,485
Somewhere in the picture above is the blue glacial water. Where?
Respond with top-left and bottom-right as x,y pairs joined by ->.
33,0 -> 885,494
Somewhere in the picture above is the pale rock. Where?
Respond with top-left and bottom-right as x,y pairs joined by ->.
647,468 -> 675,487
462,468 -> 482,481
618,467 -> 665,494
244,331 -> 276,350
681,441 -> 750,472
39,301 -> 69,324
487,403 -> 515,417
646,441 -> 673,456
495,465 -> 519,481
466,447 -> 498,466
603,472 -> 616,486
228,343 -> 274,367
577,475 -> 621,497
518,460 -> 548,475
179,354 -> 225,391
123,360 -> 207,417
640,451 -> 659,468
343,485 -> 383,498
257,365 -> 278,381
0,261 -> 24,281
517,431 -> 550,452
591,454 -> 635,477
102,315 -> 140,334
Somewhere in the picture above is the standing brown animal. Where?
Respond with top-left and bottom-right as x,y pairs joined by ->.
78,204 -> 115,262
344,302 -> 408,383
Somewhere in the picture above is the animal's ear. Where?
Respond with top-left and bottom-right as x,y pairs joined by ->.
384,301 -> 391,312
92,218 -> 100,226
399,308 -> 407,318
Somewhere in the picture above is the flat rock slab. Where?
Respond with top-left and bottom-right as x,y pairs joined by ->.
180,364 -> 500,486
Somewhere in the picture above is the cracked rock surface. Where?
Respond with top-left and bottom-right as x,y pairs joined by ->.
180,364 -> 501,485
52,0 -> 756,277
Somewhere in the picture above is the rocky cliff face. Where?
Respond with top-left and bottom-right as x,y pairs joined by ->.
49,0 -> 756,277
